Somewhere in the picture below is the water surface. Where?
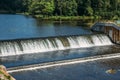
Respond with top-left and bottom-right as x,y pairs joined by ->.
0,14 -> 120,80
11,58 -> 120,80
0,14 -> 92,40
1,45 -> 120,68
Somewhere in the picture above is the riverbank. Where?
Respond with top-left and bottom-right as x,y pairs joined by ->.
0,65 -> 15,80
1,12 -> 120,21
33,15 -> 101,21
31,15 -> 120,26
1,13 -> 120,27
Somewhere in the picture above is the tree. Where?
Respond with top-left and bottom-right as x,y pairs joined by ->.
54,0 -> 77,16
85,6 -> 93,16
0,0 -> 119,18
28,0 -> 55,16
91,0 -> 104,15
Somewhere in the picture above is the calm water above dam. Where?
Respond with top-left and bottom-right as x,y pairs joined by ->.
0,14 -> 92,40
0,14 -> 120,80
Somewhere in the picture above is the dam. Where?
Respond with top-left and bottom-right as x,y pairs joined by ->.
0,14 -> 120,80
0,34 -> 112,57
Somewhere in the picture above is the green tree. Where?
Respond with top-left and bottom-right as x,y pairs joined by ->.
54,0 -> 77,16
0,0 -> 119,19
28,0 -> 55,16
85,6 -> 93,16
91,0 -> 104,15
76,0 -> 93,16
84,0 -> 93,16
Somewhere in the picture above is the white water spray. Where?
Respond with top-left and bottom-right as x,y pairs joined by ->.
0,34 -> 113,56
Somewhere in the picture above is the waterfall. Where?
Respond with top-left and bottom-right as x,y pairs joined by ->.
0,34 -> 113,57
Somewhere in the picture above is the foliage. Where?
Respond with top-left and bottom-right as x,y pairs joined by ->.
28,0 -> 54,16
54,0 -> 77,16
0,0 -> 120,19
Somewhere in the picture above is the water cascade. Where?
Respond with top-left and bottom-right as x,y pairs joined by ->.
0,34 -> 113,57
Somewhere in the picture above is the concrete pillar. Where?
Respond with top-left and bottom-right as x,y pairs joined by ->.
104,26 -> 107,34
114,28 -> 117,42
117,30 -> 119,42
112,27 -> 114,41
119,30 -> 120,42
113,28 -> 116,42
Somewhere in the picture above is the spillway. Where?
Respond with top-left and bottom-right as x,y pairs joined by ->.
0,34 -> 113,57
7,53 -> 120,73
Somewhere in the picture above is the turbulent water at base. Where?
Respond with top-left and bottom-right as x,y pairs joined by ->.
7,53 -> 120,73
10,57 -> 120,80
0,34 -> 112,57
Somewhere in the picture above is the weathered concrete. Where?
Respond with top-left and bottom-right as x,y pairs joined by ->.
91,22 -> 120,44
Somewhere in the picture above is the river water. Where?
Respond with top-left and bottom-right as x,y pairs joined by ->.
11,58 -> 120,80
0,14 -> 120,80
0,14 -> 92,40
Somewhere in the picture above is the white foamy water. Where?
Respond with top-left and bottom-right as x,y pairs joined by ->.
0,34 -> 113,57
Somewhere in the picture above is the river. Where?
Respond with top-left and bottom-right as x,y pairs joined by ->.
0,14 -> 120,80
0,14 -> 92,40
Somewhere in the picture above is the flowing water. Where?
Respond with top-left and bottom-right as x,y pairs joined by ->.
0,34 -> 113,57
10,58 -> 120,80
0,14 -> 120,80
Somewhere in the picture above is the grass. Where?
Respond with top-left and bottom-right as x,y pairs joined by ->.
33,15 -> 101,21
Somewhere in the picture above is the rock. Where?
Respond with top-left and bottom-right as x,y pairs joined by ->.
106,68 -> 117,74
0,65 -> 6,71
0,65 -> 16,80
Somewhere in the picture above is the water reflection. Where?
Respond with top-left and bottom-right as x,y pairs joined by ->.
0,14 -> 93,40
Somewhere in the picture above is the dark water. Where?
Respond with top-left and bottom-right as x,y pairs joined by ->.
11,58 -> 120,80
0,14 -> 92,40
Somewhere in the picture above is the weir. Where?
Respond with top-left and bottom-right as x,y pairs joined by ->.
7,53 -> 120,73
0,15 -> 120,80
0,34 -> 112,57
